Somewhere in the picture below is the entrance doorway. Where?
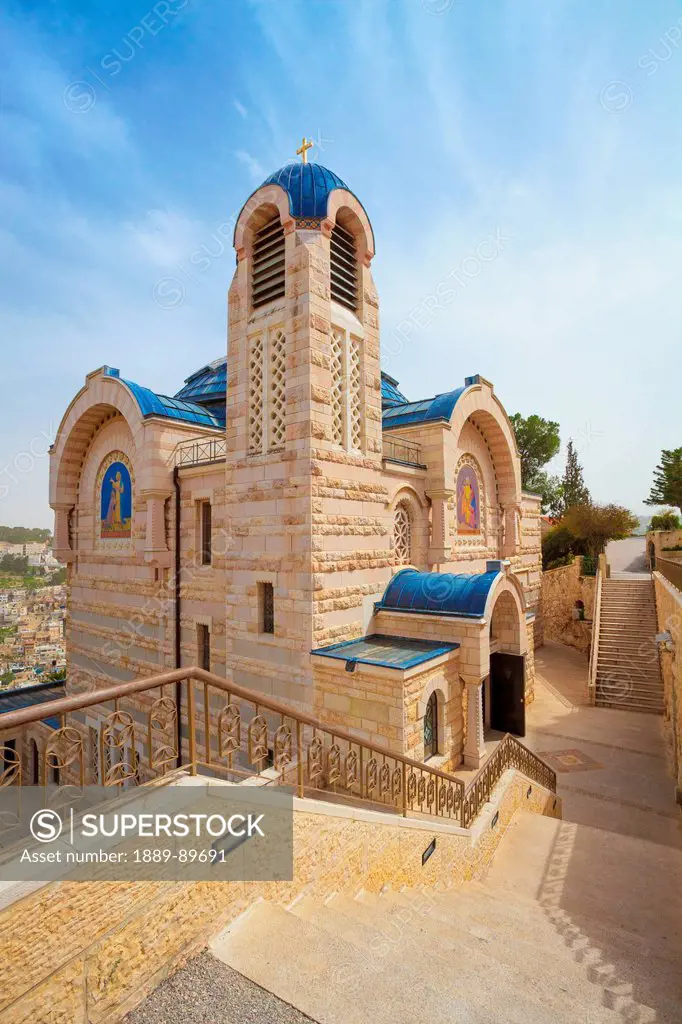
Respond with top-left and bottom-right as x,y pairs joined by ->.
489,652 -> 526,736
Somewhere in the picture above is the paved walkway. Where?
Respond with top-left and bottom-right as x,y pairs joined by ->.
526,640 -> 682,848
606,536 -> 649,575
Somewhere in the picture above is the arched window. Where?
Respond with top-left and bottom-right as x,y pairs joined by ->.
330,222 -> 358,310
394,503 -> 412,565
251,214 -> 285,309
424,692 -> 438,760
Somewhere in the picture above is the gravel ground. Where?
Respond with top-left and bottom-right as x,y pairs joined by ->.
124,951 -> 317,1024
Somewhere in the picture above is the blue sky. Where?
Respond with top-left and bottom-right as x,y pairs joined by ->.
1,0 -> 681,527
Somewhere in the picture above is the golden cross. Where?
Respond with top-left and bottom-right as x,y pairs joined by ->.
296,136 -> 314,164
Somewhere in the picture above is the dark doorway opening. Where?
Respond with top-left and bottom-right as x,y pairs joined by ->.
490,652 -> 526,737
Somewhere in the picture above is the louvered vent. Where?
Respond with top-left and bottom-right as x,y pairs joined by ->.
330,223 -> 358,310
252,215 -> 285,308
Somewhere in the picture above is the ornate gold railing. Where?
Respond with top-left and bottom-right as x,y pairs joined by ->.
460,734 -> 556,828
0,668 -> 555,828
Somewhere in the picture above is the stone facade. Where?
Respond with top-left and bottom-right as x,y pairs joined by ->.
45,159 -> 543,776
540,557 -> 595,654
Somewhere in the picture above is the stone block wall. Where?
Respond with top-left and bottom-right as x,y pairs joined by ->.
540,558 -> 595,654
653,572 -> 682,803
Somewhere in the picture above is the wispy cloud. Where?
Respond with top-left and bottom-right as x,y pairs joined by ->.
235,149 -> 265,180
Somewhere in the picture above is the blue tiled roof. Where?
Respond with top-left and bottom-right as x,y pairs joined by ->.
311,633 -> 459,671
0,681 -> 65,727
381,371 -> 409,409
103,368 -> 223,429
259,161 -> 352,219
376,567 -> 502,619
382,387 -> 467,430
175,358 -> 227,402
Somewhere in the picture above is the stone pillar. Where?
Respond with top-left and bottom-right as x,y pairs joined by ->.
502,504 -> 520,558
463,679 -> 486,768
52,503 -> 74,564
427,489 -> 453,566
142,490 -> 171,567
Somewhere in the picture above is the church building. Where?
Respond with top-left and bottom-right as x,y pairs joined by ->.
49,143 -> 542,774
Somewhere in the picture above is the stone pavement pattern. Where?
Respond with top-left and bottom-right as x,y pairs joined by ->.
127,641 -> 682,1023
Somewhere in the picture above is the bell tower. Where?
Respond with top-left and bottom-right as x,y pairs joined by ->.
224,145 -> 388,713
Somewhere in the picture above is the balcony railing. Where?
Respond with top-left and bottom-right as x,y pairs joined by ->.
175,437 -> 227,468
0,667 -> 556,829
382,436 -> 425,468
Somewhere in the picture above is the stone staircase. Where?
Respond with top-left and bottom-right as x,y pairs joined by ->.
594,576 -> 664,713
201,812 -> 681,1024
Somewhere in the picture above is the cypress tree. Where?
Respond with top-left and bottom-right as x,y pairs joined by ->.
562,439 -> 590,510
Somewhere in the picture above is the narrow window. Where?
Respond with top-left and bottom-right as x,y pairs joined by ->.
330,222 -> 358,310
259,582 -> 274,634
424,692 -> 438,760
349,335 -> 362,449
330,328 -> 344,445
249,335 -> 264,454
200,501 -> 212,565
394,503 -> 412,565
269,330 -> 286,450
197,623 -> 211,671
252,215 -> 285,309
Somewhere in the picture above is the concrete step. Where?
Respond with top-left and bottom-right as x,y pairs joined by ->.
294,892 -> 609,1024
210,899 -> 481,1024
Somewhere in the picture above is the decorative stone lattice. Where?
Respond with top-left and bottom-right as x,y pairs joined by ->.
349,335 -> 362,450
249,335 -> 264,454
330,328 -> 344,445
269,329 -> 286,450
394,503 -> 412,564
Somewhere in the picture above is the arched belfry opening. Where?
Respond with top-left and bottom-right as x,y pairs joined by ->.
251,212 -> 285,309
330,219 -> 358,311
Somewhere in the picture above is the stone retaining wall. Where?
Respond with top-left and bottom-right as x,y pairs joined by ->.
653,572 -> 682,804
540,558 -> 595,654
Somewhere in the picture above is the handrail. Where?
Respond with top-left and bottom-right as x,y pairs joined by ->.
460,733 -> 556,827
656,557 -> 682,592
0,665 -> 557,827
588,561 -> 604,704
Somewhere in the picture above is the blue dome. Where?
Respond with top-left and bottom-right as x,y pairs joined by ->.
175,358 -> 227,403
381,372 -> 409,410
376,567 -> 503,619
259,161 -> 351,219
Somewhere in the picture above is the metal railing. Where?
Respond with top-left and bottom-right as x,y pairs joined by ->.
175,437 -> 227,467
0,667 -> 556,828
382,436 -> 425,468
587,558 -> 605,704
461,734 -> 556,827
657,557 -> 682,592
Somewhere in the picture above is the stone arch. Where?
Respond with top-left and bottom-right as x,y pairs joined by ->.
233,186 -> 294,260
449,382 -> 522,509
389,486 -> 427,569
50,375 -> 145,509
484,574 -> 527,656
418,677 -> 448,761
325,190 -> 375,264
